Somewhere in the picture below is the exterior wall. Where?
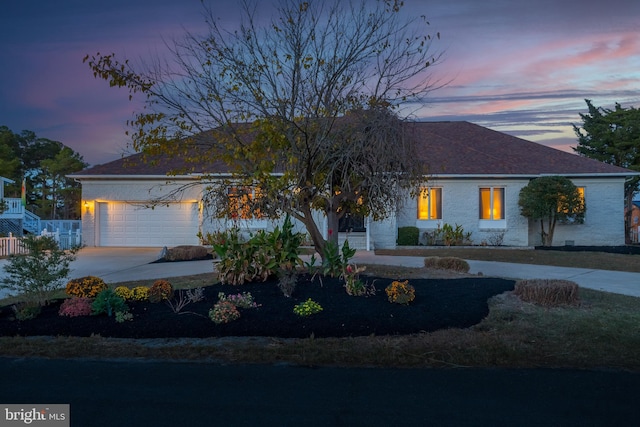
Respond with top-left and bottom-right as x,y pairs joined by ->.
397,177 -> 627,247
80,176 -> 628,248
397,178 -> 530,246
369,215 -> 397,249
528,178 -> 626,246
80,178 -> 202,247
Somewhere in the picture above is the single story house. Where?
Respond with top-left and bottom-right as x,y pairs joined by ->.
70,121 -> 638,249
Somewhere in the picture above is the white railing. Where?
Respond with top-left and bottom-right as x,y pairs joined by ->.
40,220 -> 81,234
630,228 -> 639,244
1,198 -> 24,218
0,234 -> 28,257
40,229 -> 82,250
0,229 -> 82,257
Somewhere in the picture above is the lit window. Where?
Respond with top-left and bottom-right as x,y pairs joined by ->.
228,187 -> 263,220
418,188 -> 442,220
479,187 -> 504,220
560,186 -> 585,222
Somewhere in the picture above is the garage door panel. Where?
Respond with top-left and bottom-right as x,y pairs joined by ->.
98,202 -> 199,247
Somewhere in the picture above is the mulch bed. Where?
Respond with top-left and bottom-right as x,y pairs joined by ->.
0,275 -> 514,339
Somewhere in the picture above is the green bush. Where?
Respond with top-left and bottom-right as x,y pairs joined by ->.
397,226 -> 419,246
92,289 -> 128,317
213,215 -> 304,285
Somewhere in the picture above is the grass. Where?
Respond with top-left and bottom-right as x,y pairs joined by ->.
1,249 -> 639,370
377,247 -> 640,272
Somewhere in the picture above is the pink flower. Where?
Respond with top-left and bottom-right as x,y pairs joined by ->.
346,265 -> 353,273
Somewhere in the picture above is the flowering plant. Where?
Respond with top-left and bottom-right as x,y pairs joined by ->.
148,280 -> 174,303
114,286 -> 133,300
385,280 -> 415,304
130,286 -> 149,301
65,276 -> 107,298
217,292 -> 259,309
293,298 -> 323,316
341,263 -> 375,296
59,297 -> 93,317
209,300 -> 241,324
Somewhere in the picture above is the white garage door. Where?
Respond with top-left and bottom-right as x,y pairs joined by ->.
98,202 -> 200,247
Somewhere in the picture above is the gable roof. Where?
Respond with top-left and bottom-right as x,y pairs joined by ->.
70,121 -> 636,179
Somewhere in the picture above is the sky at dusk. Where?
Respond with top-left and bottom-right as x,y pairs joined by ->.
1,0 -> 639,166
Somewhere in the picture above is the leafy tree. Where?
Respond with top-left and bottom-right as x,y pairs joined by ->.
0,126 -> 87,219
573,99 -> 640,242
84,0 -> 442,256
518,176 -> 586,246
39,147 -> 88,219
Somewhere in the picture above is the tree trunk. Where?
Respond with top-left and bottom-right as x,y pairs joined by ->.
326,208 -> 339,247
295,204 -> 327,259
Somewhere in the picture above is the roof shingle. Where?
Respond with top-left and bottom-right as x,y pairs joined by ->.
71,121 -> 634,178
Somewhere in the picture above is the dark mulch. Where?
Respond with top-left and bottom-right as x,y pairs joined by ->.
0,275 -> 514,339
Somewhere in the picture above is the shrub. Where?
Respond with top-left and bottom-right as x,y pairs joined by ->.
114,286 -> 133,300
214,228 -> 274,285
397,226 -> 419,246
341,264 -> 375,296
130,286 -> 149,301
65,276 -> 108,298
92,289 -> 128,317
321,240 -> 356,278
166,287 -> 205,314
423,223 -> 472,246
59,297 -> 93,317
277,262 -> 298,298
1,235 -> 79,306
214,216 -> 305,285
115,311 -> 133,323
165,245 -> 209,261
12,302 -> 42,321
423,256 -> 470,273
148,280 -> 174,303
293,298 -> 323,316
217,292 -> 259,309
209,300 -> 241,324
514,279 -> 580,307
385,280 -> 416,304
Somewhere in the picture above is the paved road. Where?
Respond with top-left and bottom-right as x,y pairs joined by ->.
1,357 -> 638,427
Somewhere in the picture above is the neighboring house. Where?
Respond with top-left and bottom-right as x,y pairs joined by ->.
0,176 -> 81,239
69,121 -> 638,248
0,176 -> 41,236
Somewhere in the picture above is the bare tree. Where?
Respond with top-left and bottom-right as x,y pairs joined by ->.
85,0 -> 442,254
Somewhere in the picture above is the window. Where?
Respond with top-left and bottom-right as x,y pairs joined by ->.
560,186 -> 585,223
418,188 -> 442,220
228,186 -> 263,220
479,187 -> 504,220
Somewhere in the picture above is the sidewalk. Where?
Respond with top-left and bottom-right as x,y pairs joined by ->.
1,248 -> 639,299
349,251 -> 640,297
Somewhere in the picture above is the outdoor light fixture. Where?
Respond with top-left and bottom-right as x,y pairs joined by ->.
84,201 -> 89,213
